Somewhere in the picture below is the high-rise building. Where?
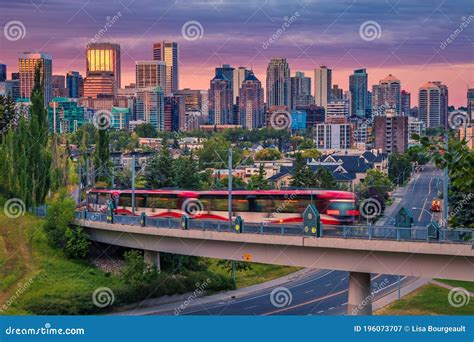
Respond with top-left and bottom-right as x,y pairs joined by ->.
468,88 -> 474,120
66,71 -> 84,98
432,81 -> 448,128
153,41 -> 179,95
266,58 -> 291,109
233,66 -> 251,105
0,64 -> 6,82
401,90 -> 411,116
19,52 -> 53,105
372,74 -> 401,116
52,75 -> 67,98
136,87 -> 164,130
48,97 -> 84,133
111,107 -> 131,130
239,71 -> 264,129
314,66 -> 332,109
86,43 -> 121,88
326,100 -> 350,122
291,71 -> 313,109
330,84 -> 343,100
295,104 -> 325,128
215,64 -> 234,107
418,82 -> 448,128
209,70 -> 232,125
164,95 -> 185,131
314,123 -> 353,150
349,69 -> 368,118
83,74 -> 116,98
135,61 -> 166,90
374,111 -> 408,154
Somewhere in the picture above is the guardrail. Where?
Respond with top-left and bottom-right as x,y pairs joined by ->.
74,211 -> 473,245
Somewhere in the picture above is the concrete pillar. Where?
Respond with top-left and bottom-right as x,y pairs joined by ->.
347,271 -> 372,315
144,250 -> 161,272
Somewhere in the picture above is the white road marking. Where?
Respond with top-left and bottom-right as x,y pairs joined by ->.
243,305 -> 258,310
341,302 -> 347,306
329,306 -> 335,310
325,283 -> 331,287
317,310 -> 325,314
304,289 -> 314,293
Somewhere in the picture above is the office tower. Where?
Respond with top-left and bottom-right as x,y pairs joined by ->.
349,69 -> 368,118
83,74 -> 116,98
52,75 -> 67,98
135,61 -> 166,90
11,72 -> 19,80
0,64 -> 6,82
153,41 -> 179,95
239,71 -> 264,129
314,66 -> 332,109
66,71 -> 83,98
48,98 -> 84,133
314,123 -> 353,150
266,58 -> 291,109
164,95 -> 185,132
173,88 -> 208,128
209,70 -> 232,125
418,82 -> 448,128
331,84 -> 343,100
111,107 -> 131,130
432,81 -> 449,128
374,113 -> 408,154
291,71 -> 313,109
136,87 -> 164,130
372,74 -> 401,116
468,88 -> 474,120
401,90 -> 411,116
326,100 -> 350,121
408,117 -> 426,141
19,52 -> 53,105
295,104 -> 325,128
233,66 -> 251,104
215,64 -> 234,108
86,43 -> 121,88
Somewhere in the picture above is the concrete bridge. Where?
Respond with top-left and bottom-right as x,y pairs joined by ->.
75,213 -> 474,315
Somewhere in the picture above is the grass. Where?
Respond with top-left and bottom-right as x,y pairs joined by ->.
435,279 -> 474,293
376,284 -> 474,315
207,259 -> 301,289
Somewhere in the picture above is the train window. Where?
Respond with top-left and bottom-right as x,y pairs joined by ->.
210,197 -> 228,211
119,195 -> 132,207
232,198 -> 249,211
98,193 -> 108,205
87,193 -> 97,204
254,197 -> 274,213
135,196 -> 146,208
148,195 -> 178,209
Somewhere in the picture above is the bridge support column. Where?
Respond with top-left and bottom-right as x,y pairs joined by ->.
347,271 -> 372,315
144,250 -> 161,272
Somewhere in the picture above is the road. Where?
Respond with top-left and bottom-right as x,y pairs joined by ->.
139,165 -> 439,316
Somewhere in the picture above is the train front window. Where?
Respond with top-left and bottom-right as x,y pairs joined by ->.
326,200 -> 357,216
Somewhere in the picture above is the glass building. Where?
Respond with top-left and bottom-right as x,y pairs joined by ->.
48,98 -> 85,133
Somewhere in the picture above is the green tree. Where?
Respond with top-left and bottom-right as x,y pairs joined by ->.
388,154 -> 412,186
301,148 -> 321,160
94,129 -> 110,183
64,226 -> 90,259
247,164 -> 271,190
134,123 -> 158,138
314,166 -> 338,189
173,154 -> 200,189
254,148 -> 281,161
290,153 -> 316,188
0,95 -> 18,139
145,144 -> 174,188
121,250 -> 159,288
43,191 -> 76,248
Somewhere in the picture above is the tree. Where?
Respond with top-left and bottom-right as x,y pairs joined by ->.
254,148 -> 281,161
145,144 -> 174,188
43,191 -> 76,248
301,148 -> 321,160
134,123 -> 158,138
121,250 -> 159,288
64,226 -> 90,259
0,95 -> 18,139
314,167 -> 338,189
247,164 -> 271,190
217,259 -> 252,275
173,154 -> 200,189
290,153 -> 317,188
406,145 -> 429,165
94,129 -> 110,183
388,154 -> 412,186
356,169 -> 393,210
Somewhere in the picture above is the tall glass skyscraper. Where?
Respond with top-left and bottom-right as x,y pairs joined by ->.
66,71 -> 83,98
266,58 -> 291,109
86,43 -> 121,88
239,71 -> 264,129
209,70 -> 232,125
418,81 -> 448,128
153,41 -> 179,96
233,66 -> 251,105
0,64 -> 6,82
18,52 -> 53,105
349,69 -> 368,118
372,74 -> 401,115
314,66 -> 332,109
135,61 -> 166,90
136,87 -> 164,130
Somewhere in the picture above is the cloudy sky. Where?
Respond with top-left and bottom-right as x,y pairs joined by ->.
1,0 -> 473,106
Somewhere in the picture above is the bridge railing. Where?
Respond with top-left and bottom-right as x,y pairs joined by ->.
73,211 -> 473,245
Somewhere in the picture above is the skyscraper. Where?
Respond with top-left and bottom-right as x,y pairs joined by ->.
330,85 -> 343,100
233,66 -> 251,104
209,70 -> 232,125
83,74 -> 116,98
52,75 -> 67,98
432,81 -> 448,128
153,41 -> 179,95
374,112 -> 408,154
66,71 -> 83,98
291,71 -> 313,109
468,88 -> 474,120
19,52 -> 53,105
86,43 -> 121,88
401,90 -> 411,116
349,69 -> 368,118
372,74 -> 401,116
135,61 -> 166,90
0,64 -> 6,82
239,71 -> 264,129
314,66 -> 332,109
215,64 -> 234,103
418,82 -> 447,128
136,87 -> 164,130
266,58 -> 291,109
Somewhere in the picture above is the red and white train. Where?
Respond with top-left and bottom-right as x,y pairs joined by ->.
86,189 -> 359,225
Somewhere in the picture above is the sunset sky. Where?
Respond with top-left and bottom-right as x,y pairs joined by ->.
1,0 -> 473,106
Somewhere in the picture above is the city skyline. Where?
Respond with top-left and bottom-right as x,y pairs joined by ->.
1,0 -> 473,107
